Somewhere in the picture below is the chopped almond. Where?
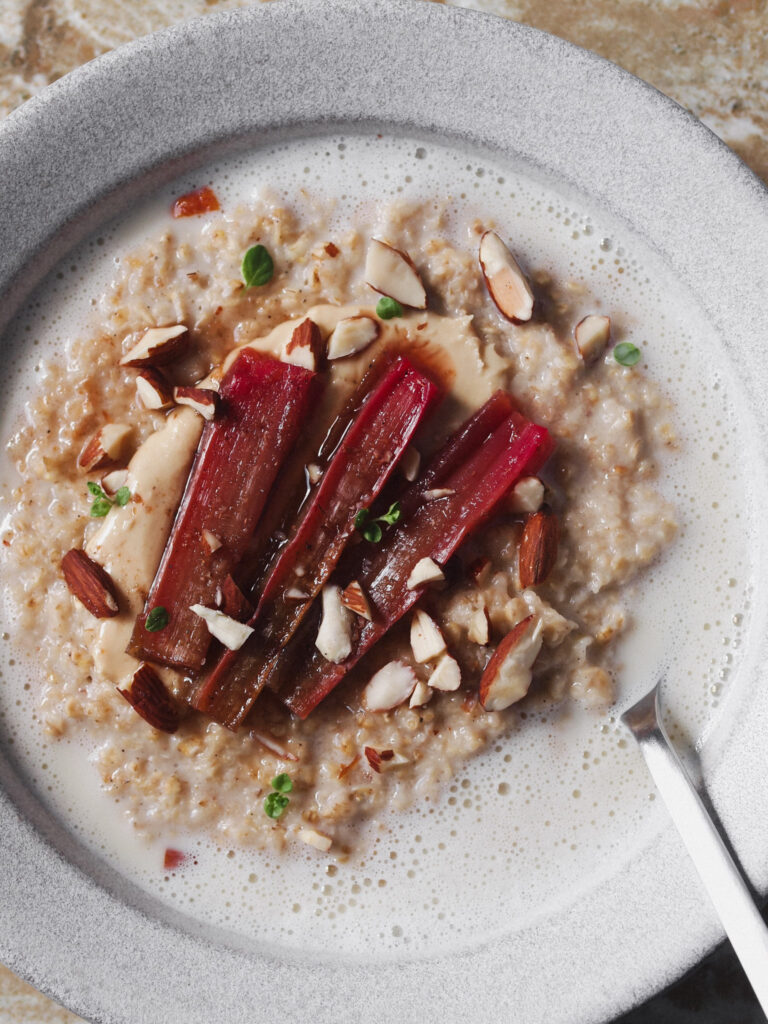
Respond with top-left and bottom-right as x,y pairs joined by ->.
190,604 -> 254,650
467,607 -> 490,645
574,314 -> 611,362
365,238 -> 427,309
479,230 -> 534,323
77,423 -> 132,472
315,585 -> 353,664
341,580 -> 372,621
429,653 -> 461,692
100,468 -> 129,497
400,446 -> 421,482
136,368 -> 174,410
120,325 -> 188,367
507,476 -> 545,515
409,681 -> 433,707
298,827 -> 333,852
61,548 -> 119,618
283,318 -> 323,371
479,615 -> 543,711
363,660 -> 417,712
410,609 -> 446,662
173,386 -> 218,420
406,557 -> 445,590
327,315 -> 380,360
201,529 -> 222,554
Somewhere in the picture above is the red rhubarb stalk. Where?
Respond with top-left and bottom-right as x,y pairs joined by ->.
276,406 -> 554,718
194,355 -> 441,726
128,350 -> 316,671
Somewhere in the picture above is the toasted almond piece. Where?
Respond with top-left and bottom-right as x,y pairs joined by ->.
467,607 -> 490,645
507,476 -> 545,515
120,324 -> 188,367
429,653 -> 461,692
340,580 -> 372,621
100,468 -> 129,497
479,230 -> 534,323
61,548 -> 119,618
479,615 -> 543,711
217,575 -> 253,622
574,314 -> 611,363
250,728 -> 300,762
315,584 -> 353,664
410,609 -> 446,663
117,663 -> 182,733
306,462 -> 323,485
409,681 -> 433,708
401,446 -> 421,482
467,556 -> 491,585
363,660 -> 417,712
283,318 -> 323,371
406,556 -> 445,590
77,423 -> 132,472
136,368 -> 174,410
365,238 -> 427,309
327,315 -> 380,360
518,506 -> 560,588
285,587 -> 310,600
202,529 -> 222,554
422,488 -> 455,502
174,386 -> 218,420
298,827 -> 333,852
364,746 -> 408,772
190,604 -> 254,650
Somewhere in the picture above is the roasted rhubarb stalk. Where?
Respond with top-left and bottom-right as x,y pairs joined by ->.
128,350 -> 316,671
275,402 -> 554,718
194,355 -> 441,726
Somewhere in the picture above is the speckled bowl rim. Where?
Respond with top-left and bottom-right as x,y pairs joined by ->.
1,2 -> 768,1022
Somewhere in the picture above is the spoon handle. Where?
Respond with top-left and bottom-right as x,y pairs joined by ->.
637,721 -> 768,1013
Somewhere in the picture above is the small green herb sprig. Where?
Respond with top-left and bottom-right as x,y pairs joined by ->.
145,606 -> 170,632
613,342 -> 641,367
376,296 -> 403,320
354,501 -> 402,543
241,244 -> 274,288
87,481 -> 131,518
264,773 -> 293,820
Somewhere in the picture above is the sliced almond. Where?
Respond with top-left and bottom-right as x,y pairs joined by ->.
574,314 -> 611,363
363,660 -> 417,712
61,548 -> 119,618
120,324 -> 188,367
401,446 -> 421,482
507,476 -> 545,515
429,653 -> 461,692
410,609 -> 446,663
306,463 -> 323,485
250,728 -> 300,762
117,663 -> 182,733
406,556 -> 445,590
518,506 -> 560,588
136,368 -> 174,410
340,580 -> 372,621
77,423 -> 132,472
327,315 -> 380,360
100,468 -> 129,497
479,230 -> 534,323
315,584 -> 353,664
202,529 -> 222,554
283,318 -> 323,371
365,238 -> 427,309
422,488 -> 455,502
285,587 -> 310,600
190,604 -> 254,650
479,614 -> 543,711
174,386 -> 218,420
298,827 -> 333,852
409,681 -> 433,708
364,746 -> 408,772
467,607 -> 490,645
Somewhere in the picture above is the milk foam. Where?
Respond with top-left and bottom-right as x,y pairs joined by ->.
0,133 -> 754,958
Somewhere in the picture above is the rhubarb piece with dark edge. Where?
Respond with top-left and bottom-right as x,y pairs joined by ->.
194,355 -> 441,726
275,403 -> 554,718
128,349 -> 316,671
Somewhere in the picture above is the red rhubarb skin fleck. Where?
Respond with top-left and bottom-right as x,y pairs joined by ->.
171,186 -> 220,218
163,848 -> 187,871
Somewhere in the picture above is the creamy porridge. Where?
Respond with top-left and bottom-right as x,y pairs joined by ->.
1,176 -> 677,856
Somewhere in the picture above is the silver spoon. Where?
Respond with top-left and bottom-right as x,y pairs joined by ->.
621,680 -> 768,1013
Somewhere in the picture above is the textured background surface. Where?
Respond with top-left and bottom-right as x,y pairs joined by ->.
0,0 -> 766,1021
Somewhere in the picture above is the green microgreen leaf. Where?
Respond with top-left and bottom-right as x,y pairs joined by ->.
377,501 -> 401,526
90,499 -> 112,518
264,792 -> 290,819
354,508 -> 370,529
376,296 -> 403,320
114,486 -> 131,507
272,773 -> 293,794
613,342 -> 641,367
145,606 -> 170,632
87,481 -> 106,498
362,521 -> 383,544
241,244 -> 274,288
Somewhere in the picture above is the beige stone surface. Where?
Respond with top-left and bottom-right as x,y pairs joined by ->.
0,0 -> 764,1019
